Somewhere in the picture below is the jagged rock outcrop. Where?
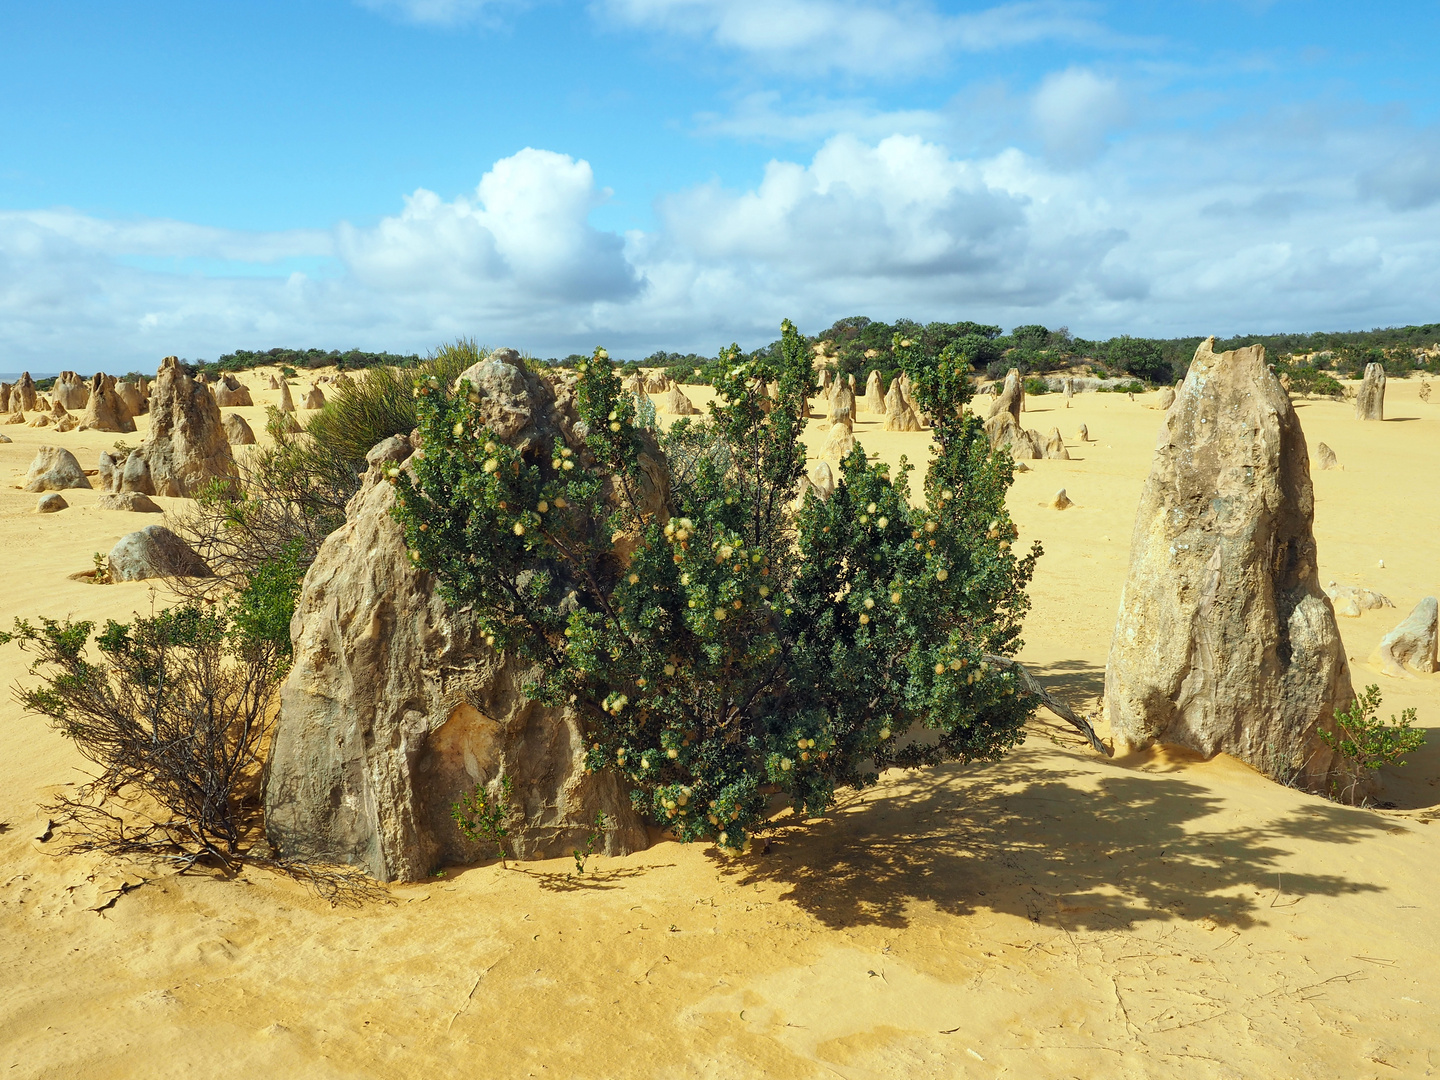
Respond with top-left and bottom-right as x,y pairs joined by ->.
1373,598 -> 1438,677
268,374 -> 281,390
278,380 -> 296,413
1104,338 -> 1354,794
26,413 -> 51,428
882,382 -> 923,432
1079,423 -> 1091,442
304,384 -> 326,409
1316,442 -> 1338,470
36,493 -> 67,513
78,373 -> 136,433
1355,363 -> 1385,421
107,525 -> 212,581
1156,386 -> 1176,410
1043,428 -> 1069,459
1063,377 -> 1074,407
223,413 -> 256,445
14,373 -> 36,412
266,359 -> 651,881
0,383 -> 10,412
120,356 -> 235,498
4,410 -> 26,425
659,385 -> 700,415
52,371 -> 89,410
0,433 -> 10,443
97,492 -> 162,513
828,381 -> 855,423
23,446 -> 91,492
214,376 -> 253,408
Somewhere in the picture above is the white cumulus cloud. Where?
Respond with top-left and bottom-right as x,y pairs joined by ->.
337,148 -> 641,305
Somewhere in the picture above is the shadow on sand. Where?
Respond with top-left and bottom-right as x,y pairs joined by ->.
719,745 -> 1389,933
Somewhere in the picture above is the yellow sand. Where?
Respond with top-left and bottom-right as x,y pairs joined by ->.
2,370 -> 1438,1078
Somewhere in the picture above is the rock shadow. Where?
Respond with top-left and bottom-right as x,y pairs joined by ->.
1024,657 -> 1106,701
721,747 -> 1388,933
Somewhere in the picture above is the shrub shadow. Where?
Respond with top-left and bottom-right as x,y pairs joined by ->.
721,747 -> 1388,933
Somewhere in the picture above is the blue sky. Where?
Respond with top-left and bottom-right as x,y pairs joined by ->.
2,1 -> 1439,370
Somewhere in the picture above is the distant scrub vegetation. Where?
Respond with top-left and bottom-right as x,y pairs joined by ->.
120,318 -> 1440,395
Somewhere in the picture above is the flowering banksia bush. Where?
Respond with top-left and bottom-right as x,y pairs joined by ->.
393,323 -> 1040,854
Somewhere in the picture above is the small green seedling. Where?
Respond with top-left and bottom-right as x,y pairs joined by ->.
452,774 -> 515,869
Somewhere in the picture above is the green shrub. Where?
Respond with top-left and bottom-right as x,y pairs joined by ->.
1022,377 -> 1050,396
0,604 -> 285,868
394,321 -> 1042,852
1321,684 -> 1425,794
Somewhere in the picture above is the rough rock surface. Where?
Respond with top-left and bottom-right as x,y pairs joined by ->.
1063,377 -> 1074,406
97,492 -> 163,513
809,460 -> 835,500
223,413 -> 256,445
659,385 -> 700,416
860,370 -> 885,413
1325,584 -> 1393,618
1079,423 -> 1091,442
988,370 -> 1023,424
0,432 -> 10,443
4,410 -> 24,425
984,410 -> 1041,459
1156,386 -> 1177,410
79,373 -> 136,433
52,371 -> 89,410
1355,362 -> 1385,421
268,374 -> 281,390
1373,598 -> 1438,677
0,383 -> 9,412
882,382 -> 923,432
23,446 -> 92,492
121,356 -> 235,497
96,450 -> 121,492
820,419 -> 855,463
1104,338 -> 1353,794
116,380 -> 147,416
1050,488 -> 1073,510
365,435 -> 411,468
26,413 -> 51,428
278,380 -> 297,413
1042,428 -> 1070,460
36,493 -> 68,513
1316,442 -> 1338,470
266,372 -> 650,881
107,525 -> 212,581
14,373 -> 36,412
214,376 -> 253,408
828,382 -> 855,423
304,384 -> 326,409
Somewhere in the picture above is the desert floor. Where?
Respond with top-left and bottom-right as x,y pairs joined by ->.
2,370 -> 1438,1079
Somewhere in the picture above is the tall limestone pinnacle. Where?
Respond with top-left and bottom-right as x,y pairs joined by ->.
1104,337 -> 1356,795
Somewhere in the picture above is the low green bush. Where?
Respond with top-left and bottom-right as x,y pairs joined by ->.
394,321 -> 1043,853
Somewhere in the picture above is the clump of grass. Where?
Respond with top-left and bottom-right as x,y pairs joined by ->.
301,339 -> 485,486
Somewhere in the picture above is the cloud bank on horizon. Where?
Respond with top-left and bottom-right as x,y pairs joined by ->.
1,1 -> 1438,369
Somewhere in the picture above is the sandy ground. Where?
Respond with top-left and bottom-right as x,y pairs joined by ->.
2,369 -> 1438,1079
